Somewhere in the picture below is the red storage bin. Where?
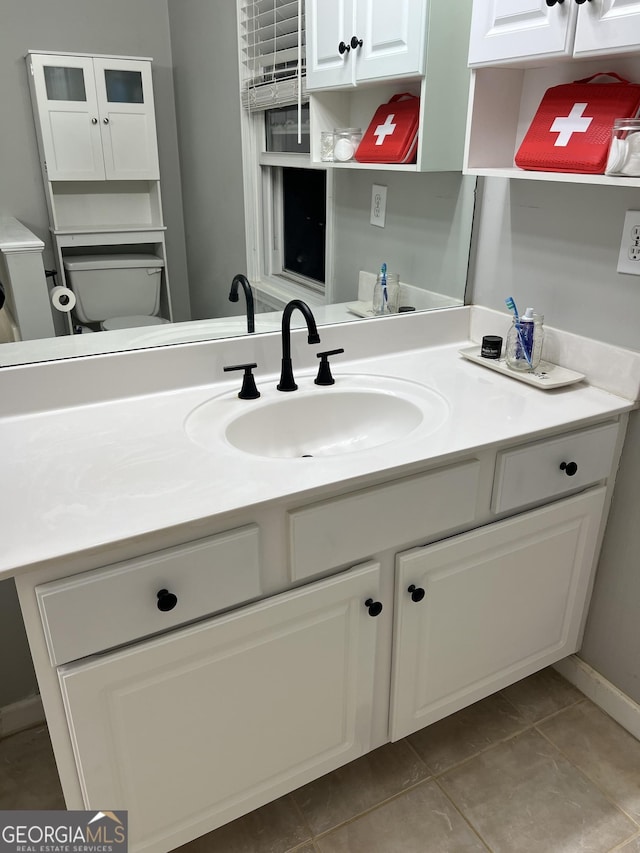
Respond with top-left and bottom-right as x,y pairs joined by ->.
355,93 -> 420,165
515,72 -> 640,174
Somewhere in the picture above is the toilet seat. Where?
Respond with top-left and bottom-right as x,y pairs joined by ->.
101,316 -> 170,331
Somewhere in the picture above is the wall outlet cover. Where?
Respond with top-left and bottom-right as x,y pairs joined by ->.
370,184 -> 387,228
617,210 -> 640,275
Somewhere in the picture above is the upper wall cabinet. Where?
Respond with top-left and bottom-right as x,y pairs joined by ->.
28,52 -> 160,181
464,2 -> 640,184
468,0 -> 640,68
306,0 -> 426,90
305,0 -> 474,172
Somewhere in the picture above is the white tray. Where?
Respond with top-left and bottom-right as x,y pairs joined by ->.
458,346 -> 585,390
346,300 -> 376,318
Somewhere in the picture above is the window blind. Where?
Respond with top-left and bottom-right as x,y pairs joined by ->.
239,0 -> 307,112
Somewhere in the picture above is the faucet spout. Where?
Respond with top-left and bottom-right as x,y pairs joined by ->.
228,274 -> 255,334
277,299 -> 321,392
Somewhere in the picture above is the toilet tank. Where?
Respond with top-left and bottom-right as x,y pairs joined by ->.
63,254 -> 164,324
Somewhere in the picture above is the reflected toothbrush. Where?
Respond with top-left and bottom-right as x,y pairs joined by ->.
381,263 -> 388,311
505,295 -> 533,367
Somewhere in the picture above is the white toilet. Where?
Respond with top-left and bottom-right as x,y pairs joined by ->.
63,254 -> 169,331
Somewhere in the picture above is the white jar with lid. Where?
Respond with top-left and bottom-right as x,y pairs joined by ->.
333,128 -> 362,162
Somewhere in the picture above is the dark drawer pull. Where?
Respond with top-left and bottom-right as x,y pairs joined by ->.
157,589 -> 178,612
559,461 -> 578,477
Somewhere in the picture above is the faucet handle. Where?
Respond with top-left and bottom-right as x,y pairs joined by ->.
315,348 -> 345,386
223,362 -> 260,400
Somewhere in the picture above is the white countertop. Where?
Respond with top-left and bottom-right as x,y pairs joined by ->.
1,309 -> 636,579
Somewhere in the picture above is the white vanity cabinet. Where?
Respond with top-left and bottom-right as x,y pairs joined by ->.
45,557 -> 382,852
390,488 -> 606,739
14,412 -> 625,853
305,0 -> 426,90
468,0 -> 640,68
28,53 -> 159,182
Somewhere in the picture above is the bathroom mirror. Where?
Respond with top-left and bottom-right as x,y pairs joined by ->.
0,0 -> 475,368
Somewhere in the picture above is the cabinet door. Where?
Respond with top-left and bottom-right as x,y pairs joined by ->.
29,54 -> 105,181
574,0 -> 640,58
58,562 -> 381,852
305,0 -> 355,90
353,0 -> 426,83
93,58 -> 160,180
390,488 -> 606,741
468,0 -> 578,66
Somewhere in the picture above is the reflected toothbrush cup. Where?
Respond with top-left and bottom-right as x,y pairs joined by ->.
373,272 -> 400,314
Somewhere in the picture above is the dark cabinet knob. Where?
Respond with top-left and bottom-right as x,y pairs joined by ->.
546,0 -> 564,5
338,40 -> 350,55
559,461 -> 578,476
407,584 -> 425,603
365,598 -> 383,617
157,589 -> 178,612
350,36 -> 364,49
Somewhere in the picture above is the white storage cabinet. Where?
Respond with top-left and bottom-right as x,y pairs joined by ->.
468,0 -> 640,68
305,0 -> 474,171
465,1 -> 640,183
305,0 -> 426,90
28,53 -> 159,182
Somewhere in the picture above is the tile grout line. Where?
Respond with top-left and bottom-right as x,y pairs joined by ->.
534,725 -> 640,833
430,774 -> 496,853
306,776 -> 437,843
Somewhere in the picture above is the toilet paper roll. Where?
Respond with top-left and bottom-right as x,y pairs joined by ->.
50,285 -> 76,313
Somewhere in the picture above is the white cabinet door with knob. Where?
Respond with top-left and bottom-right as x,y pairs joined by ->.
468,0 -> 578,66
468,0 -> 640,66
58,561 -> 381,853
389,488 -> 606,741
306,0 -> 426,90
28,53 -> 159,181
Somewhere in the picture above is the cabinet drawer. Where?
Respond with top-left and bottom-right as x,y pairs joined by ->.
492,423 -> 619,514
37,525 -> 261,666
289,460 -> 481,581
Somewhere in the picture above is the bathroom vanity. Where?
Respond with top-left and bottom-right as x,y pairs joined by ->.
3,307 -> 638,853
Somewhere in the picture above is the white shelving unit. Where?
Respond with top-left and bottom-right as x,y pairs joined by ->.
26,50 -> 173,327
464,55 -> 640,186
305,0 -> 474,173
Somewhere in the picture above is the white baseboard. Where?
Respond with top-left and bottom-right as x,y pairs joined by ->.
554,656 -> 640,741
0,694 -> 45,739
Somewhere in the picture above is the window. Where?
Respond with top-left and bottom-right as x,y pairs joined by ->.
238,0 -> 330,302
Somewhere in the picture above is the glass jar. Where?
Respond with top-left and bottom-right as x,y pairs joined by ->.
372,272 -> 400,315
505,313 -> 544,371
605,119 -> 640,177
332,128 -> 362,162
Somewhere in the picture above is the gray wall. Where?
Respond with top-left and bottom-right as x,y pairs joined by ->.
168,0 -> 247,321
333,171 -> 474,302
0,0 -> 190,709
0,0 -> 190,321
469,177 -> 640,704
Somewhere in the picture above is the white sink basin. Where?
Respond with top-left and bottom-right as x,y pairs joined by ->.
185,374 -> 449,459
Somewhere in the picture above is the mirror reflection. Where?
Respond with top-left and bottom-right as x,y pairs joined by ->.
0,0 -> 475,368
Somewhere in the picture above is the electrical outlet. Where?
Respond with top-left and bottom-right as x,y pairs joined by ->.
370,184 -> 387,228
617,210 -> 640,274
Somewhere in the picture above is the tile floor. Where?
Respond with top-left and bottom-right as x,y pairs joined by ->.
1,668 -> 639,852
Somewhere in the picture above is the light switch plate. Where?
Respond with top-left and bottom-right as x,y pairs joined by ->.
617,210 -> 640,274
370,184 -> 387,228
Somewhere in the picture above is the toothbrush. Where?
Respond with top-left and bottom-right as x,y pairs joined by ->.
504,296 -> 533,367
381,263 -> 388,311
